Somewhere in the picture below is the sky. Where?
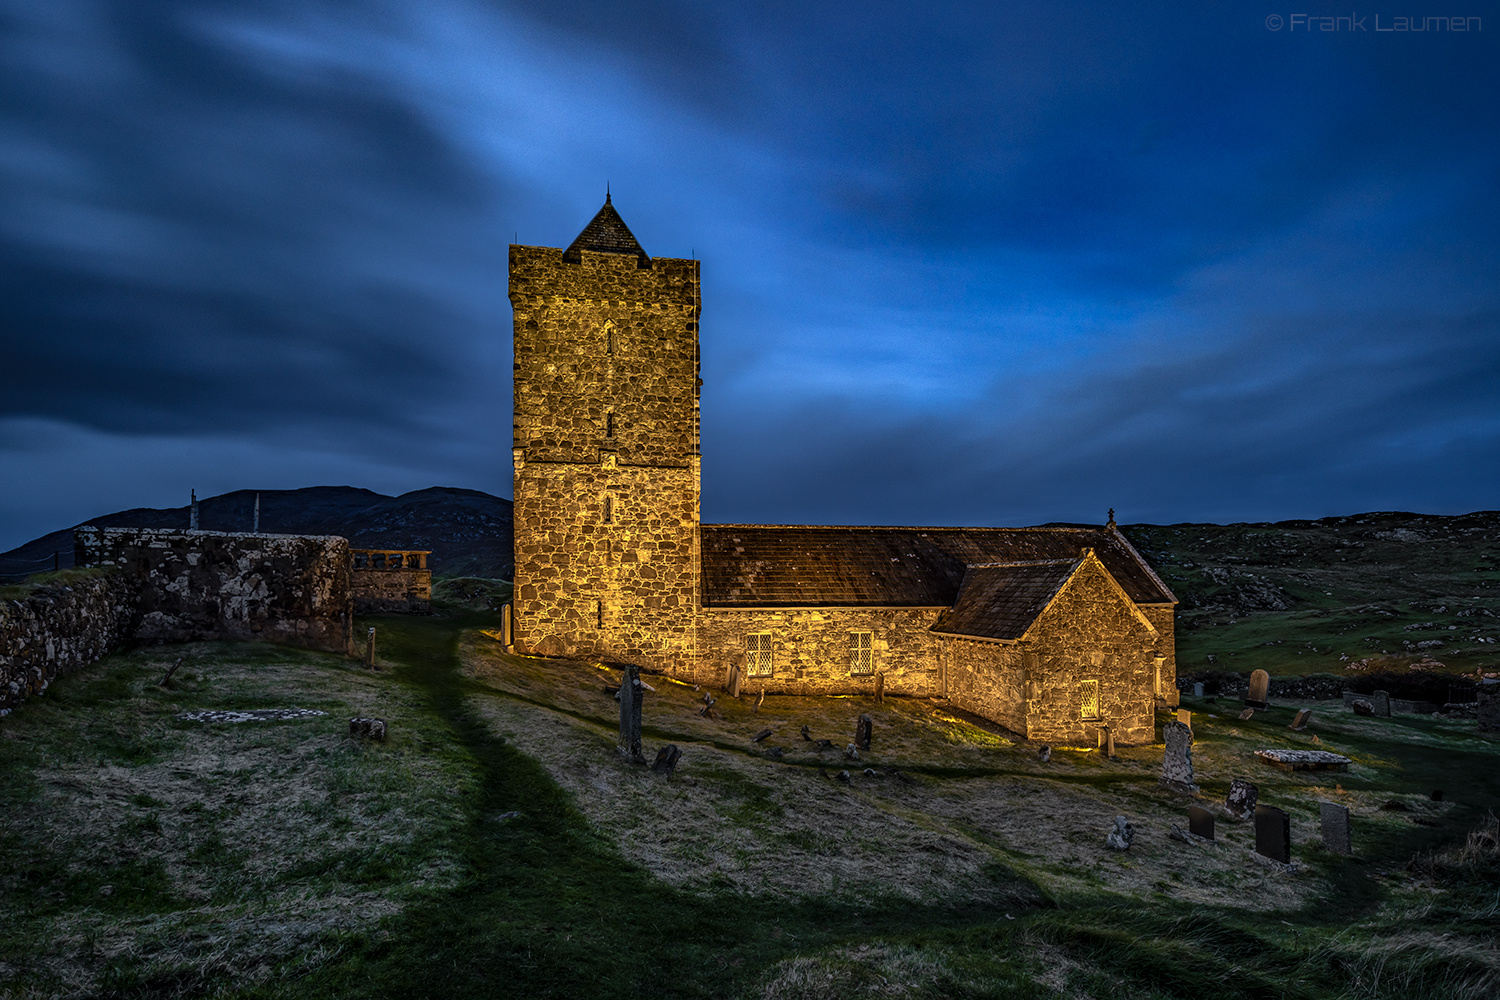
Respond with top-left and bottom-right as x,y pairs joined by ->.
1,0 -> 1498,552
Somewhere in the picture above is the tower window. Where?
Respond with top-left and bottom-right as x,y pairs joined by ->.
605,411 -> 615,438
603,495 -> 613,524
1080,679 -> 1100,721
746,632 -> 773,677
603,321 -> 616,356
848,631 -> 874,675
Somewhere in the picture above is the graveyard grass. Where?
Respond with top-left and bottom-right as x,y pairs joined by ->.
1,605 -> 1498,998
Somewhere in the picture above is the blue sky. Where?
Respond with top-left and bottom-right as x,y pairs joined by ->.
1,0 -> 1497,551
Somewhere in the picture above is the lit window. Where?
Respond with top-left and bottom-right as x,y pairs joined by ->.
1080,679 -> 1100,720
603,320 -> 616,356
746,633 -> 773,677
848,631 -> 874,675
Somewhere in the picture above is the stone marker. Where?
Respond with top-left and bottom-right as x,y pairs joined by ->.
1255,749 -> 1351,772
753,689 -> 765,713
618,664 -> 645,762
158,656 -> 184,687
1369,690 -> 1391,718
651,744 -> 682,776
364,626 -> 376,668
751,728 -> 773,743
1246,669 -> 1270,709
1188,805 -> 1215,840
815,738 -> 834,749
349,717 -> 386,741
1351,699 -> 1374,717
856,714 -> 873,751
875,672 -> 885,704
728,663 -> 743,699
1105,727 -> 1117,759
845,743 -> 860,761
863,767 -> 879,777
1105,816 -> 1134,851
1254,804 -> 1291,863
1037,745 -> 1051,762
1177,708 -> 1192,728
1193,682 -> 1205,697
836,769 -> 851,784
1289,709 -> 1312,731
1320,801 -> 1351,854
1239,708 -> 1255,720
800,724 -> 812,741
1159,720 -> 1197,793
1226,778 -> 1259,820
1478,680 -> 1500,732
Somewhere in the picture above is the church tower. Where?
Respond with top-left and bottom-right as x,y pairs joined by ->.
509,196 -> 701,670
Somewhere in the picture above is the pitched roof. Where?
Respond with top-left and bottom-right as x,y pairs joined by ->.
930,560 -> 1078,640
699,525 -> 1177,608
563,194 -> 651,264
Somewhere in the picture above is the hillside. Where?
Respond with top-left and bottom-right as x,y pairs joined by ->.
0,486 -> 514,581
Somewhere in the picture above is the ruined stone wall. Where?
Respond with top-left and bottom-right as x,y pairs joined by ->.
76,528 -> 353,655
0,570 -> 139,719
509,245 -> 702,671
940,638 -> 1027,734
1021,558 -> 1159,746
694,607 -> 945,696
352,568 -> 432,613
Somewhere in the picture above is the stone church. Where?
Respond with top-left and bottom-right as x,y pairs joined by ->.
508,197 -> 1178,746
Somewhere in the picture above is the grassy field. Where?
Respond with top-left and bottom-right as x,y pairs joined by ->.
2,598 -> 1498,999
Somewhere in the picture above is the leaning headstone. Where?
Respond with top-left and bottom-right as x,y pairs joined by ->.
1254,804 -> 1291,863
751,728 -> 773,743
800,724 -> 812,741
1159,720 -> 1197,793
1478,680 -> 1500,732
727,663 -> 743,699
1037,745 -> 1051,762
651,744 -> 682,776
1369,690 -> 1391,718
1176,708 -> 1192,728
349,717 -> 386,741
874,673 -> 885,704
1105,816 -> 1134,851
1245,669 -> 1270,709
1238,708 -> 1255,720
856,714 -> 873,751
618,664 -> 645,762
1226,778 -> 1259,820
1320,801 -> 1351,854
1188,805 -> 1215,840
1193,682 -> 1205,697
1351,699 -> 1374,716
1289,709 -> 1312,731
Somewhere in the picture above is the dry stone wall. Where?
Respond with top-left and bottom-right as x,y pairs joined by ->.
352,568 -> 432,613
0,570 -> 139,718
76,527 -> 353,655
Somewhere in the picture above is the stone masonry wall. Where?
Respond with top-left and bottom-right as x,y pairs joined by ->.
1142,605 -> 1178,706
1021,557 -> 1160,746
941,638 -> 1027,734
77,527 -> 353,656
694,607 -> 946,696
352,568 -> 432,613
0,570 -> 139,719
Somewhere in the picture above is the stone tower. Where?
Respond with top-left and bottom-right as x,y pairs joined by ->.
509,196 -> 701,669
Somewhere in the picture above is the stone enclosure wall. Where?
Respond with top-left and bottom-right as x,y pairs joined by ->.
0,570 -> 139,718
941,638 -> 1027,733
351,551 -> 432,614
77,527 -> 353,655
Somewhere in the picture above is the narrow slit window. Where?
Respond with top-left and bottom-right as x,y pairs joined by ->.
746,632 -> 773,677
603,321 -> 615,356
1080,679 -> 1100,720
603,495 -> 613,524
596,600 -> 603,629
605,411 -> 615,438
848,631 -> 874,675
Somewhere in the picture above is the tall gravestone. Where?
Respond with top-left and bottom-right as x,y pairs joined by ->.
1479,680 -> 1500,732
1245,669 -> 1270,709
728,662 -> 743,699
856,714 -> 873,752
1226,778 -> 1258,820
1188,805 -> 1215,840
1320,801 -> 1351,854
618,664 -> 645,762
1176,708 -> 1191,728
1159,720 -> 1197,793
1254,804 -> 1291,863
1369,690 -> 1391,718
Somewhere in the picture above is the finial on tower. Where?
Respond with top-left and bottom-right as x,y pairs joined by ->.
605,181 -> 611,205
1106,508 -> 1116,528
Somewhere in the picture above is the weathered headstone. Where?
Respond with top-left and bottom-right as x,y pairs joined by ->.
856,714 -> 873,751
845,743 -> 860,760
1188,805 -> 1215,840
364,626 -> 376,668
1105,728 -> 1116,759
349,717 -> 386,741
651,744 -> 682,776
1245,669 -> 1270,709
800,724 -> 812,741
1105,816 -> 1134,851
875,672 -> 885,704
728,662 -> 743,699
1254,804 -> 1291,863
753,689 -> 765,713
1238,708 -> 1255,720
1159,720 -> 1197,793
1478,679 -> 1500,732
1193,682 -> 1205,697
1176,708 -> 1192,728
836,769 -> 852,784
1369,690 -> 1391,718
751,728 -> 773,743
618,664 -> 645,762
1319,801 -> 1351,854
1037,745 -> 1051,762
1351,699 -> 1374,717
1226,778 -> 1259,820
1289,709 -> 1312,731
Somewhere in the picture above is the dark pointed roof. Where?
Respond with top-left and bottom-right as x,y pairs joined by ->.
563,194 -> 650,265
930,560 -> 1078,641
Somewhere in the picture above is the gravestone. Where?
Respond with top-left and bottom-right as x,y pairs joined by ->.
1106,728 -> 1116,759
1254,804 -> 1291,863
875,673 -> 885,703
618,664 -> 645,762
856,714 -> 873,751
1177,708 -> 1192,728
1037,745 -> 1051,762
364,626 -> 376,668
1239,708 -> 1255,720
1159,720 -> 1197,793
1320,801 -> 1351,854
651,744 -> 682,776
845,743 -> 860,760
1193,682 -> 1204,697
1105,816 -> 1134,851
1478,680 -> 1500,732
1351,699 -> 1374,717
800,725 -> 812,741
1245,669 -> 1270,709
1226,778 -> 1259,820
1369,690 -> 1391,718
349,717 -> 386,741
1188,805 -> 1215,840
1289,709 -> 1312,731
727,663 -> 743,699
753,690 -> 765,713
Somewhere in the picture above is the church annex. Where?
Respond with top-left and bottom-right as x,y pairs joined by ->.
509,197 -> 1178,746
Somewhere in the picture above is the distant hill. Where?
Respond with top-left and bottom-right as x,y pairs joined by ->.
0,486 -> 514,581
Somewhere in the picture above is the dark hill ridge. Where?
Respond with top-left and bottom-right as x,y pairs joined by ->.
0,486 -> 514,581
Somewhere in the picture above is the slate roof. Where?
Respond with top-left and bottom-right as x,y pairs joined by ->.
699,525 -> 1177,608
930,560 -> 1079,641
563,194 -> 651,264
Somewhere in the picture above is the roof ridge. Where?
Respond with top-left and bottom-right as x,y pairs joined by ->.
563,196 -> 650,264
